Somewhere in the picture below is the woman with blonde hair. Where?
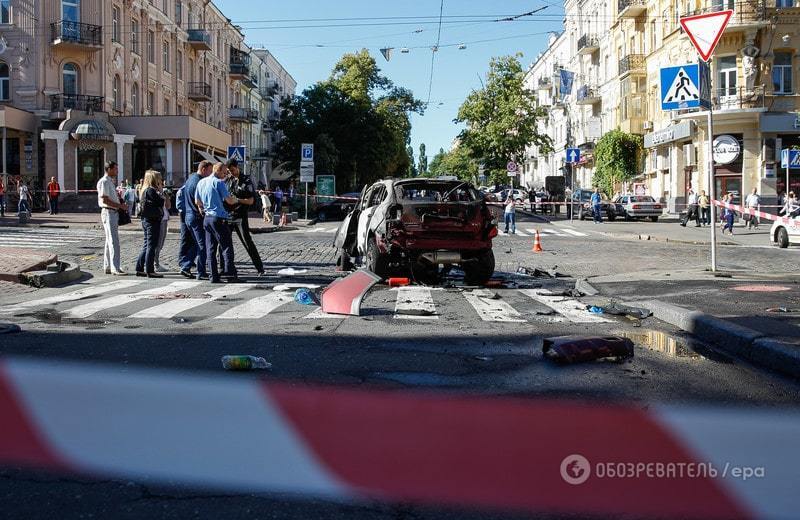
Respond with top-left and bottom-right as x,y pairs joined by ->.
135,170 -> 166,278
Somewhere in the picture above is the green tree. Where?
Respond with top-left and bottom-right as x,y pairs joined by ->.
592,129 -> 643,195
455,54 -> 552,185
406,145 -> 418,177
418,143 -> 428,176
277,49 -> 424,192
428,147 -> 447,177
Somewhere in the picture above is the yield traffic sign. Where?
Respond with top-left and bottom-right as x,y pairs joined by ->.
680,10 -> 733,62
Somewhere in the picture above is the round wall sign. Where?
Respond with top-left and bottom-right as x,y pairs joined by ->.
713,135 -> 741,165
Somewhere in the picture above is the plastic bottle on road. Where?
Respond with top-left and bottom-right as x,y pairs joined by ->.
221,355 -> 272,370
294,287 -> 319,306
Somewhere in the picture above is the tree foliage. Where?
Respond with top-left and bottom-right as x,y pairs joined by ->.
405,145 -> 417,177
592,129 -> 643,195
425,145 -> 479,182
276,49 -> 424,192
455,54 -> 552,185
418,143 -> 428,176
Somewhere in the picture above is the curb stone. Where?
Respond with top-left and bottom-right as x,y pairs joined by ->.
20,261 -> 83,288
641,299 -> 800,379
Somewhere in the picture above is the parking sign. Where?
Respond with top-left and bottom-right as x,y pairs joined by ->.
301,143 -> 314,161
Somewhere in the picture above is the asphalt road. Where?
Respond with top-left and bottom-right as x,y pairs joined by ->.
1,213 -> 799,519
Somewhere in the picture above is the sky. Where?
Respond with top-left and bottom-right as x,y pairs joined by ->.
216,1 -> 565,163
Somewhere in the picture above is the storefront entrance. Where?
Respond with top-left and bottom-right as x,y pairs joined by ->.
77,149 -> 104,191
715,176 -> 741,204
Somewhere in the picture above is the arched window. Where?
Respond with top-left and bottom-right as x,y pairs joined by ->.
62,62 -> 78,96
131,83 -> 139,115
113,75 -> 121,111
0,62 -> 9,101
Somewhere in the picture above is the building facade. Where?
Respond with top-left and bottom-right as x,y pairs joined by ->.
0,0 -> 294,208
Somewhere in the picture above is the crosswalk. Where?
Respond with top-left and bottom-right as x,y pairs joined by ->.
1,280 -> 611,326
0,228 -> 102,250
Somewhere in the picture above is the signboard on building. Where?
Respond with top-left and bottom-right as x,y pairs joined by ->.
644,121 -> 694,148
586,117 -> 602,139
713,135 -> 741,165
565,148 -> 580,164
316,175 -> 335,202
300,162 -> 315,183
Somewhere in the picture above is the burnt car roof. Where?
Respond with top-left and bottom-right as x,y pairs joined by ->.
393,179 -> 472,187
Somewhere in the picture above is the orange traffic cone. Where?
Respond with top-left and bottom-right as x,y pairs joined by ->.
532,229 -> 543,253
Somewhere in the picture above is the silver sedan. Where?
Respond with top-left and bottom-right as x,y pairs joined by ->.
612,195 -> 664,222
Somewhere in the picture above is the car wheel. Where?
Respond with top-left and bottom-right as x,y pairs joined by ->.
578,208 -> 585,220
777,227 -> 790,248
624,212 -> 632,221
336,248 -> 354,271
608,212 -> 616,222
463,249 -> 495,286
650,216 -> 659,223
365,236 -> 390,279
317,211 -> 327,222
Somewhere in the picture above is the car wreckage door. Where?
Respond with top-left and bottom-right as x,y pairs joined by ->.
356,185 -> 386,255
333,186 -> 367,255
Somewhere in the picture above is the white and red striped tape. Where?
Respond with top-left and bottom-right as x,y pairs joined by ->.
1,357 -> 798,518
713,199 -> 800,228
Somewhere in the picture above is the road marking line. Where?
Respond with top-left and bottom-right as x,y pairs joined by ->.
561,228 -> 588,237
515,230 -> 530,237
303,308 -> 346,319
0,244 -> 57,249
0,281 -> 145,313
497,230 -> 508,236
130,285 -> 251,319
394,286 -> 438,320
519,290 -> 610,323
464,289 -> 526,323
215,291 -> 295,319
64,281 -> 202,319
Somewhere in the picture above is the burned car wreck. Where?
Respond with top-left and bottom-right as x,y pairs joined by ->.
333,179 -> 498,285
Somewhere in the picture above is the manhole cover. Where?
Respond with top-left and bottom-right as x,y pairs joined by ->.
732,285 -> 791,293
0,323 -> 21,334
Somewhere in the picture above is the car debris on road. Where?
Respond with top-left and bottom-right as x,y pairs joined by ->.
542,336 -> 635,364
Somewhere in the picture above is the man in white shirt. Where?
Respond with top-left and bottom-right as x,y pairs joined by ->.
18,181 -> 30,216
97,161 -> 129,275
744,188 -> 761,229
686,189 -> 700,227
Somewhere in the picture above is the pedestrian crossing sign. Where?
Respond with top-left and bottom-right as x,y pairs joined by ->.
227,146 -> 246,163
781,149 -> 800,169
660,63 -> 709,111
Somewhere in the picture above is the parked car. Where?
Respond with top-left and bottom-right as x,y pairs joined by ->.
771,218 -> 800,248
314,192 -> 361,222
334,179 -> 498,285
498,188 -> 527,203
566,189 -> 612,220
611,195 -> 664,222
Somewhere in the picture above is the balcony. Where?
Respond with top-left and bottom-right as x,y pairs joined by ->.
618,54 -> 645,77
50,21 -> 102,50
576,85 -> 601,105
229,107 -> 259,123
187,82 -> 212,102
683,1 -> 767,32
618,0 -> 646,18
712,86 -> 765,111
229,49 -> 251,81
187,29 -> 212,51
620,94 -> 647,135
50,94 -> 104,115
577,34 -> 599,55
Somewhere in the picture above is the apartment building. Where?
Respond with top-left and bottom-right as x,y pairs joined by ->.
525,0 -> 800,210
0,0 -> 294,207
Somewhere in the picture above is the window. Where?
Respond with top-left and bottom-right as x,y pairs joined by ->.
777,0 -> 795,7
163,40 -> 170,72
62,0 -> 79,23
717,55 -> 737,98
113,75 -> 121,111
148,91 -> 154,114
1,0 -> 11,24
773,52 -> 793,94
175,1 -> 182,27
0,62 -> 8,100
132,83 -> 139,115
112,6 -> 120,42
176,50 -> 183,80
131,19 -> 139,54
147,30 -> 155,63
164,97 -> 170,115
62,63 -> 78,96
162,0 -> 168,13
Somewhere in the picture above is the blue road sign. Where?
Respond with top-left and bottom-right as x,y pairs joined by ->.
660,63 -> 709,111
227,146 -> 246,163
781,149 -> 800,169
301,143 -> 314,161
566,148 -> 580,164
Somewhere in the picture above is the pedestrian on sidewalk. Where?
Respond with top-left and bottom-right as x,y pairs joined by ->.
699,190 -> 710,226
97,161 -> 128,275
224,159 -> 265,276
722,193 -> 736,235
17,180 -> 30,217
274,185 -> 284,215
196,162 -> 241,283
687,189 -> 701,227
180,160 -> 212,280
258,183 -> 272,223
780,191 -> 798,218
123,181 -> 136,216
0,177 -> 5,217
46,177 -> 60,215
503,193 -> 516,234
135,170 -> 166,278
154,187 -> 172,273
744,187 -> 761,229
591,187 -> 603,224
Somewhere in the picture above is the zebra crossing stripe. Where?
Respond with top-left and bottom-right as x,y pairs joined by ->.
129,285 -> 251,319
0,237 -> 72,243
304,308 -> 345,319
0,281 -> 144,314
64,281 -> 203,319
519,290 -> 610,323
561,228 -> 588,237
464,289 -> 525,323
215,291 -> 295,320
394,286 -> 438,320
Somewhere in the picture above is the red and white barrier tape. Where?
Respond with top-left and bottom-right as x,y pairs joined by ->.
1,357 -> 798,518
713,199 -> 800,228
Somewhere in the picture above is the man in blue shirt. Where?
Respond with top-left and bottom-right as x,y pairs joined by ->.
591,187 -> 603,224
195,162 -> 241,283
180,160 -> 212,280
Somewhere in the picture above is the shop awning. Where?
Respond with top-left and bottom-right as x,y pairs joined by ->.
196,150 -> 217,163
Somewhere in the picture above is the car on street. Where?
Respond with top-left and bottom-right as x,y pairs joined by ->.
314,192 -> 361,222
498,188 -> 527,203
334,179 -> 498,284
771,218 -> 800,248
566,188 -> 613,220
611,195 -> 664,222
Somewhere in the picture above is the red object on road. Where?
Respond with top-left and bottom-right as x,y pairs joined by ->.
542,336 -> 634,364
388,277 -> 410,287
532,229 -> 543,253
321,269 -> 381,315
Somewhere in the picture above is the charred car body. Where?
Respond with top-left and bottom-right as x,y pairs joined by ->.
334,179 -> 498,285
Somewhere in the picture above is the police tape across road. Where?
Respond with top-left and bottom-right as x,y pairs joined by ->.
1,357 -> 798,518
712,199 -> 800,228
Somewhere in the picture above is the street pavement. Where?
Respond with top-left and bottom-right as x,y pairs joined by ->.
1,211 -> 800,518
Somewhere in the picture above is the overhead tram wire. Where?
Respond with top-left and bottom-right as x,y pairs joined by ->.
426,0 -> 446,106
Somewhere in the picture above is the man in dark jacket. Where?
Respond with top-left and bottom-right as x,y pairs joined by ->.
225,159 -> 265,276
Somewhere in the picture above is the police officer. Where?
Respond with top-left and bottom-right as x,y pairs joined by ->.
224,158 -> 265,276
